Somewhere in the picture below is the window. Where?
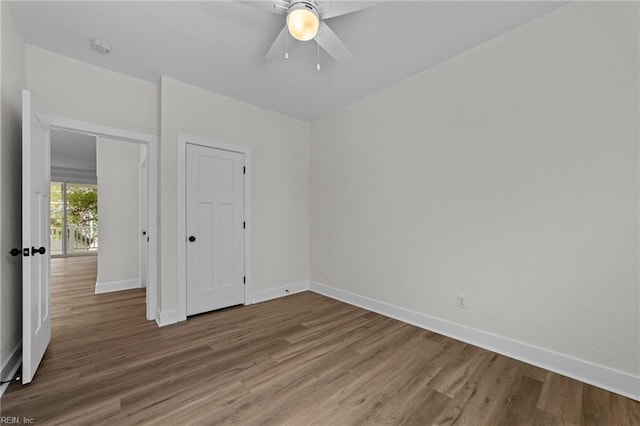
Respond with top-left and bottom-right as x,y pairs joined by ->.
50,182 -> 98,256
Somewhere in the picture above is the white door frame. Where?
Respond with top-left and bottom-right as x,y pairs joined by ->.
139,146 -> 149,289
177,134 -> 252,322
47,116 -> 159,322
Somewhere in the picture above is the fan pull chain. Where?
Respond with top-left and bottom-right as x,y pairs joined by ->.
285,29 -> 289,60
316,41 -> 320,71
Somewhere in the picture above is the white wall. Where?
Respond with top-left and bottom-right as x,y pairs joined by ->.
96,137 -> 141,290
0,1 -> 26,380
311,0 -> 639,382
159,76 -> 310,317
26,46 -> 158,135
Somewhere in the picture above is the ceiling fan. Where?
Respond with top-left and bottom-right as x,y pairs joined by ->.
243,0 -> 378,64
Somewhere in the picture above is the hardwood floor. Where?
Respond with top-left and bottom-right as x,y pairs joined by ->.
1,256 -> 639,425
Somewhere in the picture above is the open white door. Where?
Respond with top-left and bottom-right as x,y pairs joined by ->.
22,89 -> 51,384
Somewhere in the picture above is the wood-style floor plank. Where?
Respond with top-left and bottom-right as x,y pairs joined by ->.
1,256 -> 638,425
537,372 -> 584,425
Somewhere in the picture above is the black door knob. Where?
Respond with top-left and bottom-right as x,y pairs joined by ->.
188,236 -> 196,242
8,248 -> 20,257
31,246 -> 46,255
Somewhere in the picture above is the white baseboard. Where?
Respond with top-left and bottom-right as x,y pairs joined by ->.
250,281 -> 310,304
0,341 -> 22,398
155,307 -> 178,327
154,281 -> 310,327
309,281 -> 640,402
95,279 -> 141,294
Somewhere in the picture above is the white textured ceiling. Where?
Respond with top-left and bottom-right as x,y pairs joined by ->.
9,1 -> 565,121
51,129 -> 96,172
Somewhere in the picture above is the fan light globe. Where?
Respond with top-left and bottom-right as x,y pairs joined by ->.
287,7 -> 319,41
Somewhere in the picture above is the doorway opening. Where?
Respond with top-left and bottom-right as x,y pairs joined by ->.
48,116 -> 158,322
49,129 -> 149,296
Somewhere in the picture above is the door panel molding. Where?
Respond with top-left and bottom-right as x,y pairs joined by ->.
177,134 -> 252,323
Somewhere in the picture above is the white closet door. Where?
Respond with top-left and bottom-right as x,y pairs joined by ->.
186,144 -> 245,316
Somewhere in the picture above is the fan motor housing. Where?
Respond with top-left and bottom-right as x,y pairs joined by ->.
288,0 -> 319,15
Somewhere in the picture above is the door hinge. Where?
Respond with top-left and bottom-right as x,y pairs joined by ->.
243,276 -> 246,284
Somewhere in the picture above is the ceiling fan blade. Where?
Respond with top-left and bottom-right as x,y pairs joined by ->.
238,0 -> 289,15
265,25 -> 290,59
314,21 -> 351,62
319,1 -> 380,19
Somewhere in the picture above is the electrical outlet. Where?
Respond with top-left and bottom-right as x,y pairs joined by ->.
457,295 -> 467,309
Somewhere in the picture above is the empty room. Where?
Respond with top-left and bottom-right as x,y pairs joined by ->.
0,0 -> 638,424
